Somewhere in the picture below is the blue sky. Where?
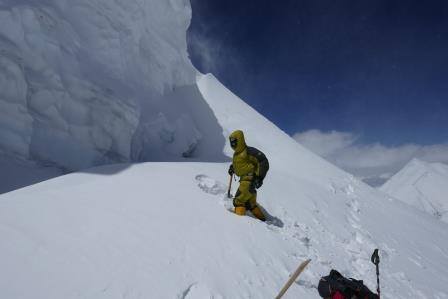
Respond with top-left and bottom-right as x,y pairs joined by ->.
187,0 -> 448,181
187,0 -> 448,147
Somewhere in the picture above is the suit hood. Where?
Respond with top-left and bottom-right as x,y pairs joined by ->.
229,130 -> 247,154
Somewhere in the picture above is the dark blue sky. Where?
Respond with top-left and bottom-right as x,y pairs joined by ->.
187,0 -> 448,146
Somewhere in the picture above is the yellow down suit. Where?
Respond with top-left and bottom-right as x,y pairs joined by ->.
229,130 -> 269,221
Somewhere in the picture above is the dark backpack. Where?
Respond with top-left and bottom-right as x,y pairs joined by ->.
247,146 -> 269,180
318,270 -> 379,299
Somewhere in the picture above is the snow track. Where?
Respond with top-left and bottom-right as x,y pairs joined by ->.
1,160 -> 448,298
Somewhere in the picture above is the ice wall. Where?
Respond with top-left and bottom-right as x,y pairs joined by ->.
0,0 -> 211,176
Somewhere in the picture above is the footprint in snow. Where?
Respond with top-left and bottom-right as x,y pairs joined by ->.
195,175 -> 284,227
195,174 -> 227,195
178,282 -> 214,299
295,279 -> 317,290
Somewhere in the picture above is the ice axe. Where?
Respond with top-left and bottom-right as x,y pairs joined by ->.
371,248 -> 381,298
227,174 -> 233,198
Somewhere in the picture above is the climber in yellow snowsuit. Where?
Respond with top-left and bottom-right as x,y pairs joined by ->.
228,130 -> 269,221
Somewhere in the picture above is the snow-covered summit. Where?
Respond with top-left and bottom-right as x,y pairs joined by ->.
1,74 -> 448,298
381,158 -> 448,223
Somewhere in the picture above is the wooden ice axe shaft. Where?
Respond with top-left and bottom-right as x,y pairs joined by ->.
275,259 -> 311,299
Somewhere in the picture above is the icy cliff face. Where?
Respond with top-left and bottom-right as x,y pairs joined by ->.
0,0 -> 204,174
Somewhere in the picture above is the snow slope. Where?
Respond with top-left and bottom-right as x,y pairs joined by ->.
1,74 -> 448,299
381,158 -> 448,223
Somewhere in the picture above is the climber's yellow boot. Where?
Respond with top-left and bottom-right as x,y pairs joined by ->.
251,206 -> 266,222
234,206 -> 246,216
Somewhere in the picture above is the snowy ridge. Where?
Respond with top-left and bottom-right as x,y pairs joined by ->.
1,74 -> 447,298
381,158 -> 448,223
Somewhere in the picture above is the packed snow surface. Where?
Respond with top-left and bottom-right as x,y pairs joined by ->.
381,158 -> 448,223
1,74 -> 448,299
